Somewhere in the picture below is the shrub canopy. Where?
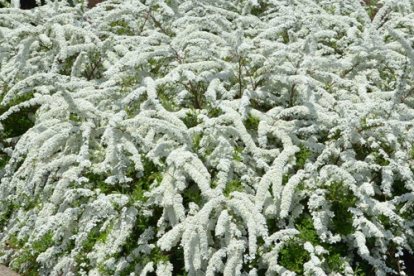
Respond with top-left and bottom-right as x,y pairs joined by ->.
1,0 -> 414,275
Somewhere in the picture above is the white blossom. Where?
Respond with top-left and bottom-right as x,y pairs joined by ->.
1,1 -> 414,276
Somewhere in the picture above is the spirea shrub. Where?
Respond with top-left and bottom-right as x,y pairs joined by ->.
1,0 -> 414,275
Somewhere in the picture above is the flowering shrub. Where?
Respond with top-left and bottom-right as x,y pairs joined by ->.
1,0 -> 414,275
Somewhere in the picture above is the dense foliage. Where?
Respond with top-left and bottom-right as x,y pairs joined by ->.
1,0 -> 414,275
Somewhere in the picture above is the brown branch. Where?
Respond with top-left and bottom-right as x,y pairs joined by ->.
369,172 -> 379,184
238,57 -> 243,98
149,12 -> 168,36
188,81 -> 202,109
400,87 -> 414,103
341,62 -> 360,78
289,83 -> 296,107
148,11 -> 205,108
334,145 -> 344,165
376,7 -> 393,29
86,55 -> 101,80
140,10 -> 151,33
242,63 -> 256,90
148,11 -> 183,65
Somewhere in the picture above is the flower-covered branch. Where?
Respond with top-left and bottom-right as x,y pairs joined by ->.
1,0 -> 414,275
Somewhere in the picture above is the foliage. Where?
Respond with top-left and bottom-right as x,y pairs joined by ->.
1,0 -> 414,276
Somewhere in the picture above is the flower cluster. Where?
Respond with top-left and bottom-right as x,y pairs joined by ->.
1,0 -> 414,275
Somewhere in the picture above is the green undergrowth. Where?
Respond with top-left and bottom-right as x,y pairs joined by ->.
5,231 -> 54,276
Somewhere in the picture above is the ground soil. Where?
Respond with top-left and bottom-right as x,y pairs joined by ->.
0,265 -> 19,276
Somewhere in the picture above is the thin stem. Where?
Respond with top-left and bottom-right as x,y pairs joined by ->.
149,11 -> 183,64
189,81 -> 201,109
86,52 -> 102,80
341,62 -> 360,78
238,57 -> 243,98
140,10 -> 151,33
242,63 -> 256,90
289,83 -> 296,107
400,88 -> 414,103
149,12 -> 168,35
